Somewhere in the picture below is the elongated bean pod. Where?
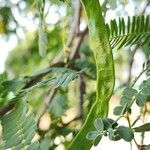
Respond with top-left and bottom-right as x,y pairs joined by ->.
68,0 -> 115,149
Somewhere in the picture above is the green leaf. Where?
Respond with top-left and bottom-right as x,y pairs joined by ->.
133,123 -> 150,132
102,118 -> 118,130
51,71 -> 79,88
117,126 -> 134,142
2,79 -> 25,93
141,86 -> 150,95
75,59 -> 96,78
139,80 -> 147,90
23,68 -> 80,93
68,0 -> 115,149
113,106 -> 123,116
135,93 -> 146,107
141,79 -> 150,87
107,15 -> 150,50
86,131 -> 99,141
122,87 -> 138,98
1,101 -> 37,149
94,118 -> 104,131
120,96 -> 132,106
113,105 -> 127,116
93,135 -> 102,146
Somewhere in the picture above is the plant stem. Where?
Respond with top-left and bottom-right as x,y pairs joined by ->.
131,69 -> 147,87
126,113 -> 140,150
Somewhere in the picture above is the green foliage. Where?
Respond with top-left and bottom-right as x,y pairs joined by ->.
122,87 -> 138,98
116,126 -> 134,142
106,15 -> 150,50
87,118 -> 135,143
0,6 -> 13,34
75,59 -> 96,79
94,118 -> 104,131
139,78 -> 150,103
68,0 -> 115,149
86,118 -> 120,145
0,73 -> 8,107
1,101 -> 39,150
113,105 -> 127,116
24,67 -> 80,91
133,123 -> 150,132
102,118 -> 118,130
135,93 -> 146,107
86,131 -> 100,141
93,135 -> 102,146
86,118 -> 104,146
113,82 -> 150,117
48,95 -> 68,117
2,79 -> 25,93
1,0 -> 150,149
90,77 -> 150,146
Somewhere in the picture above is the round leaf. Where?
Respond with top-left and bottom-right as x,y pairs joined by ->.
93,135 -> 102,146
135,93 -> 146,107
86,131 -> 99,140
141,86 -> 150,95
120,96 -> 132,106
94,118 -> 104,131
117,126 -> 134,142
113,106 -> 123,116
122,88 -> 137,98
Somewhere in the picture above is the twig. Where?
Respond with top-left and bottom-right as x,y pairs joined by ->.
141,1 -> 150,14
126,46 -> 139,86
36,88 -> 57,122
131,68 -> 147,87
67,0 -> 82,47
139,145 -> 150,150
37,0 -> 85,123
69,26 -> 88,61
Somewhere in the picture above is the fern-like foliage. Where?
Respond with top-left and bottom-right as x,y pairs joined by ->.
1,101 -> 39,150
106,15 -> 150,50
50,69 -> 80,87
23,67 -> 80,92
0,68 -> 81,149
75,59 -> 96,79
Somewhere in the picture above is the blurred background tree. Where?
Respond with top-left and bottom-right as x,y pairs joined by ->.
0,0 -> 150,149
